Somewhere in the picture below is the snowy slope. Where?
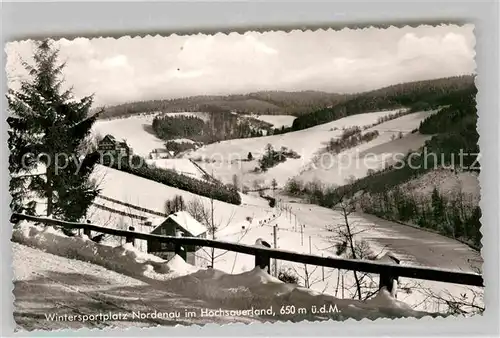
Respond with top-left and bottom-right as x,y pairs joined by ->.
146,158 -> 205,180
93,115 -> 164,157
92,112 -> 205,158
250,114 -> 296,128
25,161 -> 482,316
275,197 -> 483,313
296,112 -> 435,186
190,110 -> 400,163
90,164 -> 273,227
400,168 -> 480,206
87,164 -> 276,253
187,110 -> 395,188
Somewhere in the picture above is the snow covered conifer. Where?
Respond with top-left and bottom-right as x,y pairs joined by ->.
7,39 -> 101,221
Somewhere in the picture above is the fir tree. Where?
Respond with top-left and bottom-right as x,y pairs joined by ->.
430,187 -> 445,229
7,39 -> 101,221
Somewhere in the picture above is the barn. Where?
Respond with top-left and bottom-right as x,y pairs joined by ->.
147,211 -> 207,266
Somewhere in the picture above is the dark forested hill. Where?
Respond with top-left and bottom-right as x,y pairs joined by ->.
290,75 -> 475,131
97,76 -> 474,132
97,91 -> 346,119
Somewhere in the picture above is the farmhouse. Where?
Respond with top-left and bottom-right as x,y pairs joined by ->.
147,211 -> 207,266
150,148 -> 175,160
98,135 -> 132,157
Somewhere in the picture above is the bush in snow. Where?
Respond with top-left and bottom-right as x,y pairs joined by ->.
278,268 -> 300,285
165,195 -> 186,214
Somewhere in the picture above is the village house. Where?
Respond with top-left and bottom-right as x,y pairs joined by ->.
149,148 -> 175,160
97,135 -> 132,158
146,211 -> 207,266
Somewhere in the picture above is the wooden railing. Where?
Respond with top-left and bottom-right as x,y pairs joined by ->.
97,195 -> 169,218
11,213 -> 484,290
92,202 -> 149,221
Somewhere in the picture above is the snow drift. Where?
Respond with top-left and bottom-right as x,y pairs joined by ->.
12,221 -> 440,321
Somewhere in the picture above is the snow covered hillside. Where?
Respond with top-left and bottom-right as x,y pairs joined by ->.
145,158 -> 206,180
90,164 -> 271,225
400,168 -> 480,206
12,221 -> 439,331
192,195 -> 483,314
93,114 -> 164,157
296,111 -> 435,186
188,110 -> 432,188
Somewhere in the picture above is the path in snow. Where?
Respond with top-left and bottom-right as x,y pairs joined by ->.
12,243 -> 258,331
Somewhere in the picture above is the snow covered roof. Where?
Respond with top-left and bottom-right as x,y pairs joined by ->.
153,148 -> 170,153
144,217 -> 165,227
101,134 -> 116,142
166,211 -> 207,237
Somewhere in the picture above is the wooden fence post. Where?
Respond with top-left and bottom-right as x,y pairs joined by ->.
174,230 -> 187,261
174,243 -> 187,261
378,254 -> 400,297
10,213 -> 20,224
126,226 -> 135,246
255,239 -> 271,274
84,220 -> 91,238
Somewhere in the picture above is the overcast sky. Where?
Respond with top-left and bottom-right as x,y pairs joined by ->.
5,24 -> 475,108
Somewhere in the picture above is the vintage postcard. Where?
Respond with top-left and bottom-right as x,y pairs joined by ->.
6,24 -> 483,332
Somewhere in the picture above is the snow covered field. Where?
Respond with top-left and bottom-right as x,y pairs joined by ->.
190,110 -> 433,188
193,197 -> 482,314
296,111 -> 435,186
93,109 -> 432,189
250,114 -> 297,128
90,164 -> 271,225
11,153 -> 482,330
83,162 -> 482,315
145,158 -> 205,180
12,221 -> 439,331
93,114 -> 165,158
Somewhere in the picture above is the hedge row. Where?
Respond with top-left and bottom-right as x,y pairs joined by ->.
103,155 -> 241,205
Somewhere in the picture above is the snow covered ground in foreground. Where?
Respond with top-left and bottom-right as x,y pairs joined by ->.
12,220 -> 438,328
18,163 -> 483,318
12,242 -> 257,331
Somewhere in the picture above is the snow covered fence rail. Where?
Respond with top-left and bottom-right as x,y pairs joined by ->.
92,202 -> 149,221
97,195 -> 169,218
11,213 -> 484,289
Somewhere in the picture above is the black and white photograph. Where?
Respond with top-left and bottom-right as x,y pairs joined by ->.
6,23 -> 483,331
